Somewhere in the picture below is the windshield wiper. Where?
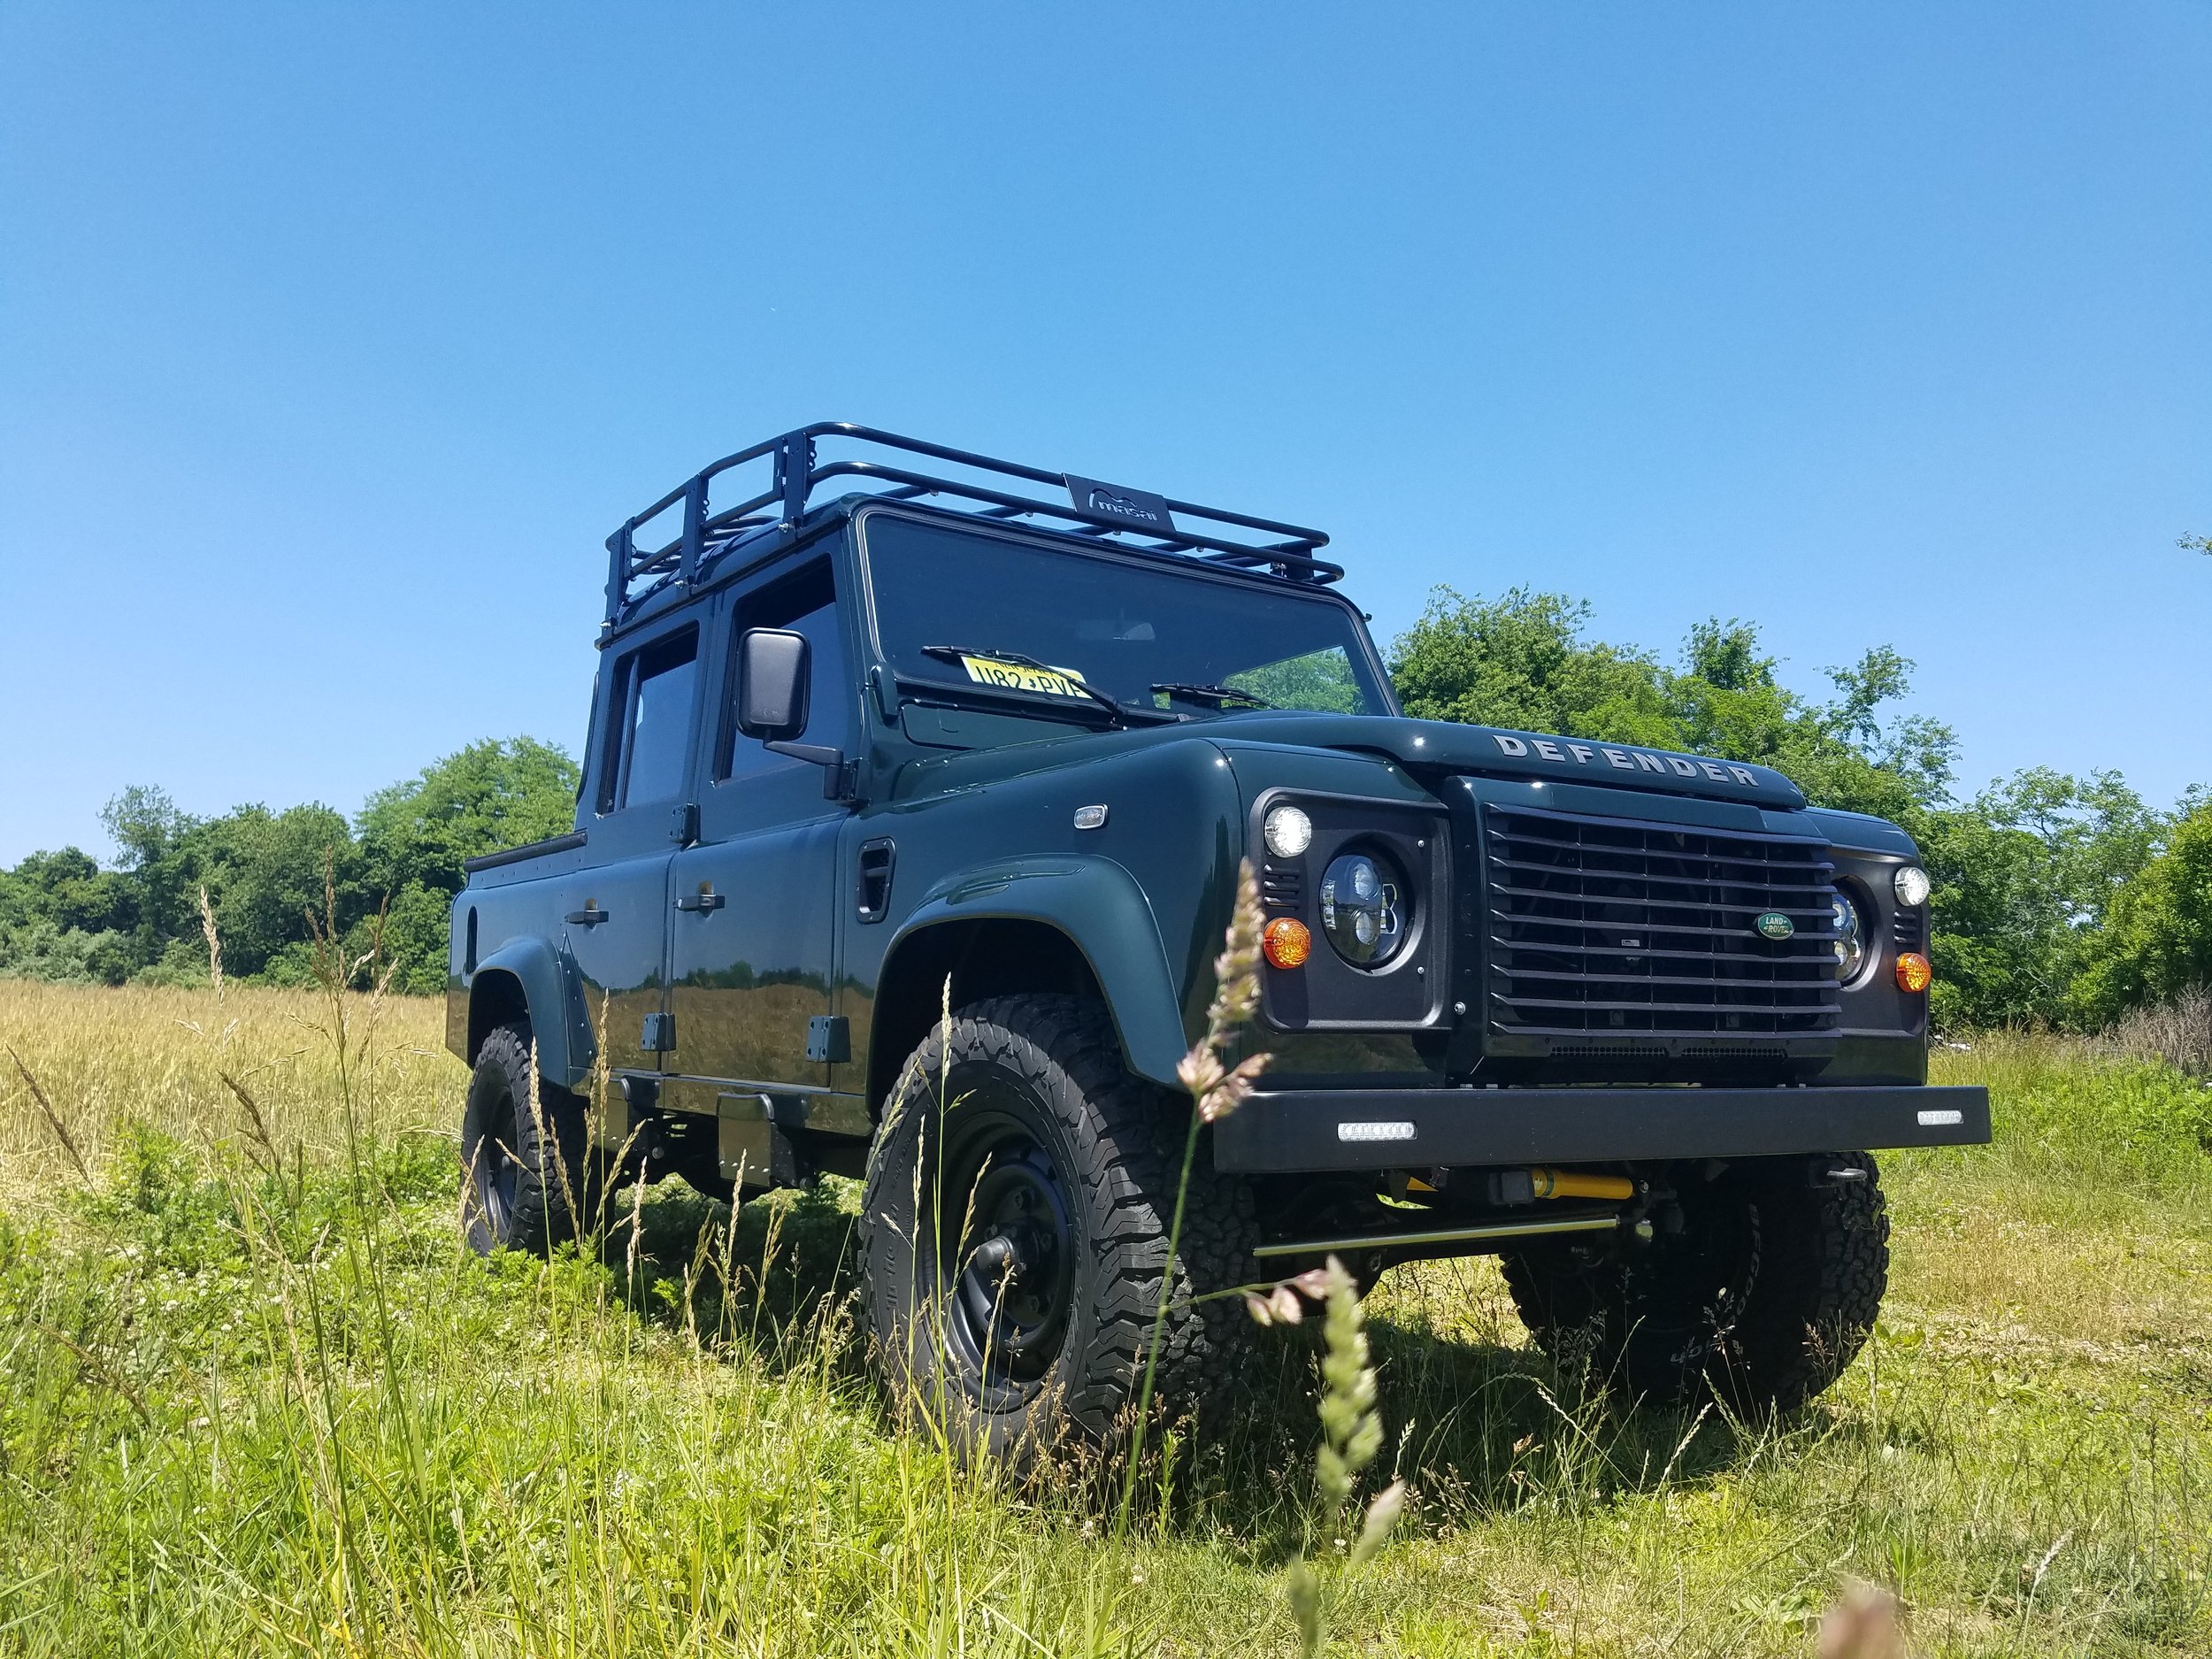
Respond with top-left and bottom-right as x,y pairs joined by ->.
920,644 -> 1136,727
1151,681 -> 1276,710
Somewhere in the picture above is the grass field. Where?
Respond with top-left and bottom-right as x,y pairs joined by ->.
1,979 -> 2208,1656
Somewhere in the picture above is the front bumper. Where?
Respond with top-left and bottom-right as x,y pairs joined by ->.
1210,1084 -> 1991,1175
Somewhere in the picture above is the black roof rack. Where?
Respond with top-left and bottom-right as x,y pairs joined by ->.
603,421 -> 1340,628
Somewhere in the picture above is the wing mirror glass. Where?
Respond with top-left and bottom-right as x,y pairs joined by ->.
736,627 -> 810,741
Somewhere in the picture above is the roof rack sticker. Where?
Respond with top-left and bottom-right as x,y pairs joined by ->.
1062,475 -> 1177,537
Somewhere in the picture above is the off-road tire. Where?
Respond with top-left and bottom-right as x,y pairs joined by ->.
859,994 -> 1261,1465
460,1019 -> 604,1255
1502,1154 -> 1889,1414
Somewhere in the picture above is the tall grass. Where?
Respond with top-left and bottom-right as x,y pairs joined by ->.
1,972 -> 2207,1654
2100,986 -> 2212,1078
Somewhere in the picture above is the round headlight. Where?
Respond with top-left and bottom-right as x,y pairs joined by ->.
1263,804 -> 1314,859
1832,889 -> 1868,983
1893,864 -> 1930,908
1319,849 -> 1408,967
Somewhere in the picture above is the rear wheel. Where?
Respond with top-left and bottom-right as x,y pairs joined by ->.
460,1019 -> 604,1254
859,994 -> 1260,1465
1502,1155 -> 1888,1413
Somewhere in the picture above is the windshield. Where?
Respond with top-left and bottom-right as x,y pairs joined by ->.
860,514 -> 1389,719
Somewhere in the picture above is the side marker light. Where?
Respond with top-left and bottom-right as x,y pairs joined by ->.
1894,952 -> 1932,994
1262,917 -> 1312,970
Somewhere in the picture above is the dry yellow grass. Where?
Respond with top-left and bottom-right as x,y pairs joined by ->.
0,979 -> 456,1217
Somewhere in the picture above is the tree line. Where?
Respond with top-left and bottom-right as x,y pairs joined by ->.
0,739 -> 578,997
3,592 -> 2205,1026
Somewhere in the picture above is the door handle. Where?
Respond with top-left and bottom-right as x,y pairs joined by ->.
565,907 -> 610,926
675,890 -> 726,913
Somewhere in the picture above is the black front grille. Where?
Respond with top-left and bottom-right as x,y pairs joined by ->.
1484,806 -> 1841,1036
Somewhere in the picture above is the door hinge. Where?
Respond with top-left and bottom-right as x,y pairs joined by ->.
806,1015 -> 851,1064
641,1012 -> 676,1053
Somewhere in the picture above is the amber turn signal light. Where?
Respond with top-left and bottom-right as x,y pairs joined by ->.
1262,917 -> 1312,970
1894,952 -> 1932,994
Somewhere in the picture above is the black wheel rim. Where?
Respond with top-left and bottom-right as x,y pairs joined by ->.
1632,1181 -> 1760,1363
930,1075 -> 1078,1411
474,1079 -> 522,1240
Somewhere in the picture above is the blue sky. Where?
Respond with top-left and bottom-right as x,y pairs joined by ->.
2,3 -> 2206,864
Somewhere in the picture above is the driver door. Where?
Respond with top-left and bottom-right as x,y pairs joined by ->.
665,552 -> 852,1087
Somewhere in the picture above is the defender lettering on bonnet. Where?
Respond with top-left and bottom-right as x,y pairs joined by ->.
1490,732 -> 1758,788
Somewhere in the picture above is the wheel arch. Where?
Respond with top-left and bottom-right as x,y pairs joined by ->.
865,858 -> 1189,1116
464,935 -> 582,1085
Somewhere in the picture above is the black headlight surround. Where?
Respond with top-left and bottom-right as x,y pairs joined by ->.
1319,844 -> 1412,970
1248,787 -> 1449,1032
1826,848 -> 1930,1048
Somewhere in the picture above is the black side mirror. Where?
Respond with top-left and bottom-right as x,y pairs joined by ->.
734,626 -> 857,803
736,628 -> 810,741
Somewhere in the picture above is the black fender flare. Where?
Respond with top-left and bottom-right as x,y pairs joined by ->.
880,854 -> 1190,1089
464,935 -> 588,1089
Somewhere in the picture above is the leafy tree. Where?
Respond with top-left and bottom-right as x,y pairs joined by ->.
184,803 -> 360,979
357,738 -> 579,899
1,735 -> 576,995
1916,770 -> 2164,1028
1386,586 -> 1956,820
357,738 -> 580,995
0,848 -> 134,937
0,847 -> 141,985
1391,588 -> 1678,744
0,918 -> 134,986
98,785 -> 199,961
2076,795 -> 2212,1017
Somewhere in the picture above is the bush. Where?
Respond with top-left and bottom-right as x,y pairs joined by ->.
2101,987 -> 2212,1078
0,920 -> 133,987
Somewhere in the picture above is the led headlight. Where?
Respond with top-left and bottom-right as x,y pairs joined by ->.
1832,889 -> 1868,982
1893,864 -> 1931,907
1263,804 -> 1313,859
1319,849 -> 1407,967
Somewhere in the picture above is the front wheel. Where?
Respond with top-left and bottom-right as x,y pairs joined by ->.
1502,1154 -> 1889,1414
859,995 -> 1260,1465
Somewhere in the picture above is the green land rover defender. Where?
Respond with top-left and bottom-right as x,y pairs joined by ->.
449,423 -> 1988,1456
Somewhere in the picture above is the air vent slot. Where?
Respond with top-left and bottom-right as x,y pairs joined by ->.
1890,906 -> 1925,951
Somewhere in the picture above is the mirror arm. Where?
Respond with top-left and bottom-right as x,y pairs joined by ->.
764,740 -> 859,803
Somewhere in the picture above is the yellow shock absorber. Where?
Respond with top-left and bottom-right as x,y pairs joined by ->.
1528,1168 -> 1637,1202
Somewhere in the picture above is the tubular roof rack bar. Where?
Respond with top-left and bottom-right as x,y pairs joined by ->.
603,421 -> 1339,626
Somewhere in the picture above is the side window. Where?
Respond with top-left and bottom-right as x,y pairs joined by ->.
717,559 -> 849,784
597,626 -> 700,812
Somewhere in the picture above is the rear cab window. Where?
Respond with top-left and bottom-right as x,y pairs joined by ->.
597,625 -> 700,812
